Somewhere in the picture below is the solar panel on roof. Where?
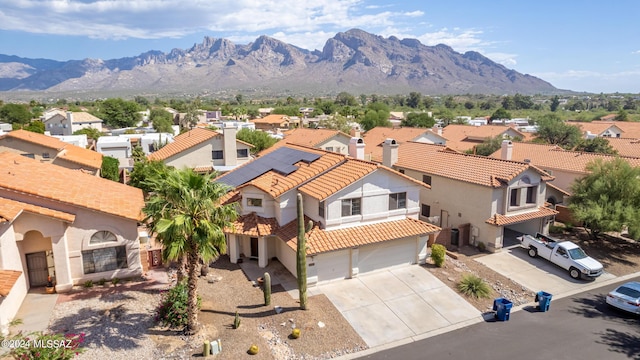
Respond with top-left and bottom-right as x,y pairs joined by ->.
216,147 -> 321,187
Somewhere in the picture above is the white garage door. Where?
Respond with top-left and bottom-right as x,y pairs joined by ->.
358,237 -> 415,274
315,250 -> 350,283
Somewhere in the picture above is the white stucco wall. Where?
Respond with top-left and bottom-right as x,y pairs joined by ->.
317,137 -> 351,154
0,223 -> 27,335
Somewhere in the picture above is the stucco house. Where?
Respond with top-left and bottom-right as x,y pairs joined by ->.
388,140 -> 558,251
0,129 -> 103,175
0,152 -> 145,334
216,143 -> 440,285
569,120 -> 640,139
43,111 -> 103,136
441,124 -> 529,152
250,114 -> 291,132
148,126 -> 253,173
259,128 -> 353,156
362,126 -> 447,162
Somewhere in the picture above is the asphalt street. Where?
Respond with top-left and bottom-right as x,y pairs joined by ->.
358,276 -> 640,360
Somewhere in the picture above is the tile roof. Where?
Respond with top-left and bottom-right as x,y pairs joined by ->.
148,127 -> 253,161
485,206 -> 558,226
0,196 -> 76,223
227,212 -> 279,237
251,114 -> 290,124
570,120 -> 640,139
0,130 -> 102,170
261,128 -> 351,154
488,142 -> 640,174
0,270 -> 22,297
0,152 -> 144,221
396,142 -> 553,188
600,137 -> 640,158
441,124 -> 527,152
362,126 -> 438,162
276,217 -> 441,255
235,145 -> 345,198
70,112 -> 103,123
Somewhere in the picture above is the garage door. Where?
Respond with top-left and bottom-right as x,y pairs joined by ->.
315,250 -> 350,283
358,237 -> 415,274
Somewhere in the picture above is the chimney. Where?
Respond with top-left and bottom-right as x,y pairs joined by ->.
350,128 -> 361,138
348,137 -> 365,160
223,122 -> 237,166
501,139 -> 513,160
382,138 -> 398,167
432,125 -> 442,136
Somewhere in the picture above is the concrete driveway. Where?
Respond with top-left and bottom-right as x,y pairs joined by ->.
313,266 -> 480,348
475,246 -> 617,295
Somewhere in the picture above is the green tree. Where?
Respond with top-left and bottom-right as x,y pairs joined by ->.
73,127 -> 103,141
319,114 -> 352,133
615,109 -> 629,121
535,114 -> 581,148
490,108 -> 512,122
574,137 -> 618,155
401,112 -> 435,128
317,101 -> 336,115
550,96 -> 560,112
236,128 -> 277,154
127,159 -> 170,194
464,101 -> 475,110
23,120 -> 45,133
98,98 -> 141,128
0,103 -> 32,124
335,92 -> 357,107
150,108 -> 174,133
144,168 -> 238,334
100,156 -> 120,182
569,158 -> 640,239
407,92 -> 422,109
444,96 -> 457,109
467,136 -> 504,156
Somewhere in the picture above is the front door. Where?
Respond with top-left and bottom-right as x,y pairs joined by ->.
26,252 -> 49,287
440,210 -> 449,228
250,237 -> 259,259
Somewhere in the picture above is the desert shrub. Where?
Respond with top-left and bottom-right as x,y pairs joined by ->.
457,274 -> 492,299
83,280 -> 93,288
549,224 -> 564,234
233,311 -> 241,329
155,280 -> 201,329
97,278 -> 107,286
8,331 -> 86,360
111,277 -> 121,285
431,244 -> 446,267
477,242 -> 486,252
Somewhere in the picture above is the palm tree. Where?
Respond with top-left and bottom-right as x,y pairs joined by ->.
144,168 -> 237,334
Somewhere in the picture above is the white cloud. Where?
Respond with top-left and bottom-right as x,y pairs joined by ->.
632,50 -> 640,54
484,53 -> 518,67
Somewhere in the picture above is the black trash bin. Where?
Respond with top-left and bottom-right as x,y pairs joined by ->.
451,228 -> 460,246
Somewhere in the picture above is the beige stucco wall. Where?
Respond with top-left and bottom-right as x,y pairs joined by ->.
0,223 -> 27,335
317,137 -> 351,154
0,139 -> 56,163
165,137 -> 252,169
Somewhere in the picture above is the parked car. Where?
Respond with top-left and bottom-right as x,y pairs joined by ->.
606,281 -> 640,315
518,233 -> 604,280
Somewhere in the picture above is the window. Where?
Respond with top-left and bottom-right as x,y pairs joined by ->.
318,201 -> 325,218
325,146 -> 334,152
389,192 -> 407,210
526,186 -> 537,204
510,188 -> 520,207
82,245 -> 128,274
399,169 -> 405,174
21,153 -> 35,159
247,198 -> 262,207
237,149 -> 249,158
42,152 -> 50,159
212,150 -> 223,160
422,175 -> 432,186
421,204 -> 431,217
90,230 -> 117,245
341,198 -> 361,216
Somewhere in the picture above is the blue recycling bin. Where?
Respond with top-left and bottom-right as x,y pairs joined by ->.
536,291 -> 553,312
493,298 -> 513,321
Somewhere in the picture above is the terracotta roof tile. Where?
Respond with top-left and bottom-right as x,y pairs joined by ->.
260,128 -> 351,155
0,130 -> 102,170
0,270 -> 22,297
227,212 -> 278,237
488,142 -> 640,173
362,126 -> 441,162
276,217 -> 441,255
0,196 -> 76,223
70,112 -> 103,123
396,142 -> 553,187
251,114 -> 290,124
441,124 -> 527,152
485,206 -> 558,226
598,137 -> 640,158
148,128 -> 219,160
0,152 -> 144,221
571,120 -> 640,139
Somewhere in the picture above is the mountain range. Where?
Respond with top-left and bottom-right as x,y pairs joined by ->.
0,29 -> 559,98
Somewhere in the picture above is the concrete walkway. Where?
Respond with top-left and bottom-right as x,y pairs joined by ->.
475,246 -> 617,295
10,287 -> 58,334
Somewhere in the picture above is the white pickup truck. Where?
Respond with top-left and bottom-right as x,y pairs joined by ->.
518,233 -> 604,280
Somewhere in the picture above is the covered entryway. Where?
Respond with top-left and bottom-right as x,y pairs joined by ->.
26,252 -> 49,287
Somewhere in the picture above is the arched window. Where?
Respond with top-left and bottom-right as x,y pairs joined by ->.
90,231 -> 117,245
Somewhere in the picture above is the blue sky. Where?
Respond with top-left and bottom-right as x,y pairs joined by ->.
1,0 -> 639,94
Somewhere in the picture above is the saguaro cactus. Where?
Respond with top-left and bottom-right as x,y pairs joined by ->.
296,193 -> 308,310
263,272 -> 271,306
